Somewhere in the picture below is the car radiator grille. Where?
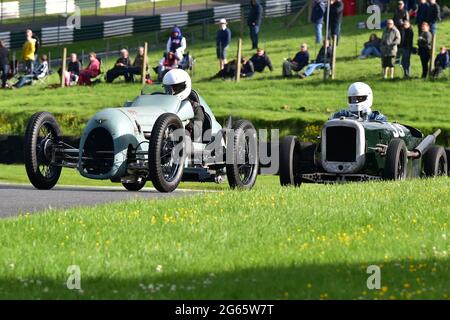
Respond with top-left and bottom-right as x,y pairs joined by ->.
81,127 -> 114,175
326,127 -> 357,162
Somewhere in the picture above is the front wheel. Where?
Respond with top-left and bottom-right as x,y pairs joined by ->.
384,138 -> 407,180
423,146 -> 448,177
24,112 -> 62,189
226,120 -> 259,189
148,113 -> 186,193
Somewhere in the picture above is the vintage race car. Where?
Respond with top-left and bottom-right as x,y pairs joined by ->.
279,116 -> 449,186
24,87 -> 259,192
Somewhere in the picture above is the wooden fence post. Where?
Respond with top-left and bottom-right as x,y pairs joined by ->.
331,34 -> 337,79
429,33 -> 436,78
61,47 -> 67,88
142,42 -> 148,85
236,38 -> 242,82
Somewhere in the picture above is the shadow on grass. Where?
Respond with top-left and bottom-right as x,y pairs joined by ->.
0,259 -> 448,299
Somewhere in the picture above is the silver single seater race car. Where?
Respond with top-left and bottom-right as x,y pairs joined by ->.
23,87 -> 259,192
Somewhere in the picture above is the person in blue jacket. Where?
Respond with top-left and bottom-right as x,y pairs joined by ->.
247,0 -> 263,50
432,46 -> 449,78
311,0 -> 326,44
216,18 -> 232,71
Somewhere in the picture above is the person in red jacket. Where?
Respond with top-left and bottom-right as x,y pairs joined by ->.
78,52 -> 100,85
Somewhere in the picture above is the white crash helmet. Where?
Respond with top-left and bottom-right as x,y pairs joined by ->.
347,82 -> 373,117
162,69 -> 192,101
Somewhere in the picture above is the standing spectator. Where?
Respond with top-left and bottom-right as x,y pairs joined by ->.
22,30 -> 37,74
127,46 -> 149,82
417,22 -> 432,78
358,33 -> 382,59
250,48 -> 273,73
166,27 -> 187,61
62,53 -> 82,86
400,20 -> 414,78
326,0 -> 344,45
0,40 -> 9,89
374,0 -> 391,13
416,0 -> 429,35
299,40 -> 333,78
78,52 -> 100,86
155,52 -> 179,82
13,54 -> 48,88
216,18 -> 231,71
432,46 -> 449,78
405,0 -> 417,11
426,0 -> 441,34
282,43 -> 310,77
247,0 -> 263,50
28,29 -> 40,60
106,49 -> 132,83
311,0 -> 326,44
380,19 -> 401,79
393,1 -> 409,30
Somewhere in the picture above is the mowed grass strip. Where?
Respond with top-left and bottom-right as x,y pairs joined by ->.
0,178 -> 448,299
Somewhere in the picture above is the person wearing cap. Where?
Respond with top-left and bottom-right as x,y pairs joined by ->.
393,1 -> 409,30
216,18 -> 232,70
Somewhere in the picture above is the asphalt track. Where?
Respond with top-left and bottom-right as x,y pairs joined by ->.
0,183 -> 198,218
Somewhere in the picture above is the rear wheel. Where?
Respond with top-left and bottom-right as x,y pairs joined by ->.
384,138 -> 407,180
423,146 -> 448,177
279,136 -> 302,186
226,120 -> 259,189
24,112 -> 62,189
148,113 -> 186,193
122,177 -> 147,191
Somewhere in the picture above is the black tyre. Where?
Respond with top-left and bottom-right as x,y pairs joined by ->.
445,148 -> 450,175
384,138 -> 408,180
279,136 -> 302,186
24,112 -> 62,189
148,113 -> 186,193
122,177 -> 147,191
226,120 -> 259,189
423,146 -> 448,177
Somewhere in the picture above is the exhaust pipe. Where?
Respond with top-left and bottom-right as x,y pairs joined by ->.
408,129 -> 441,158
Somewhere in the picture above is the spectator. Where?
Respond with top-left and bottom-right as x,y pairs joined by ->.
374,0 -> 391,13
127,46 -> 148,82
380,19 -> 401,79
166,27 -> 186,61
311,0 -> 326,44
393,1 -> 409,30
432,46 -> 449,78
400,20 -> 414,78
216,18 -> 231,70
22,30 -> 37,74
417,22 -> 432,78
247,0 -> 263,50
155,51 -> 179,82
78,52 -> 100,86
426,0 -> 441,34
299,40 -> 332,78
0,40 -> 9,89
282,43 -> 310,77
358,33 -> 382,59
416,0 -> 429,35
250,48 -> 273,73
211,58 -> 254,79
326,0 -> 344,45
405,0 -> 417,12
29,29 -> 40,60
62,53 -> 82,86
106,49 -> 132,83
13,54 -> 48,88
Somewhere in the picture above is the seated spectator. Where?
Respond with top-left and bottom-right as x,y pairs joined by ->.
166,27 -> 187,61
61,53 -> 82,86
106,49 -> 132,83
250,48 -> 273,73
211,57 -> 254,80
154,51 -> 179,82
358,33 -> 381,59
282,43 -> 309,77
78,52 -> 100,86
127,46 -> 149,82
299,40 -> 332,78
13,54 -> 48,88
432,46 -> 449,78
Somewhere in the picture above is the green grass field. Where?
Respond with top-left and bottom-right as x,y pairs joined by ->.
0,178 -> 448,299
0,13 -> 449,300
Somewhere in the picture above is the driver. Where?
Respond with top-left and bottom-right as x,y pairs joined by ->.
332,82 -> 387,122
162,69 -> 205,142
